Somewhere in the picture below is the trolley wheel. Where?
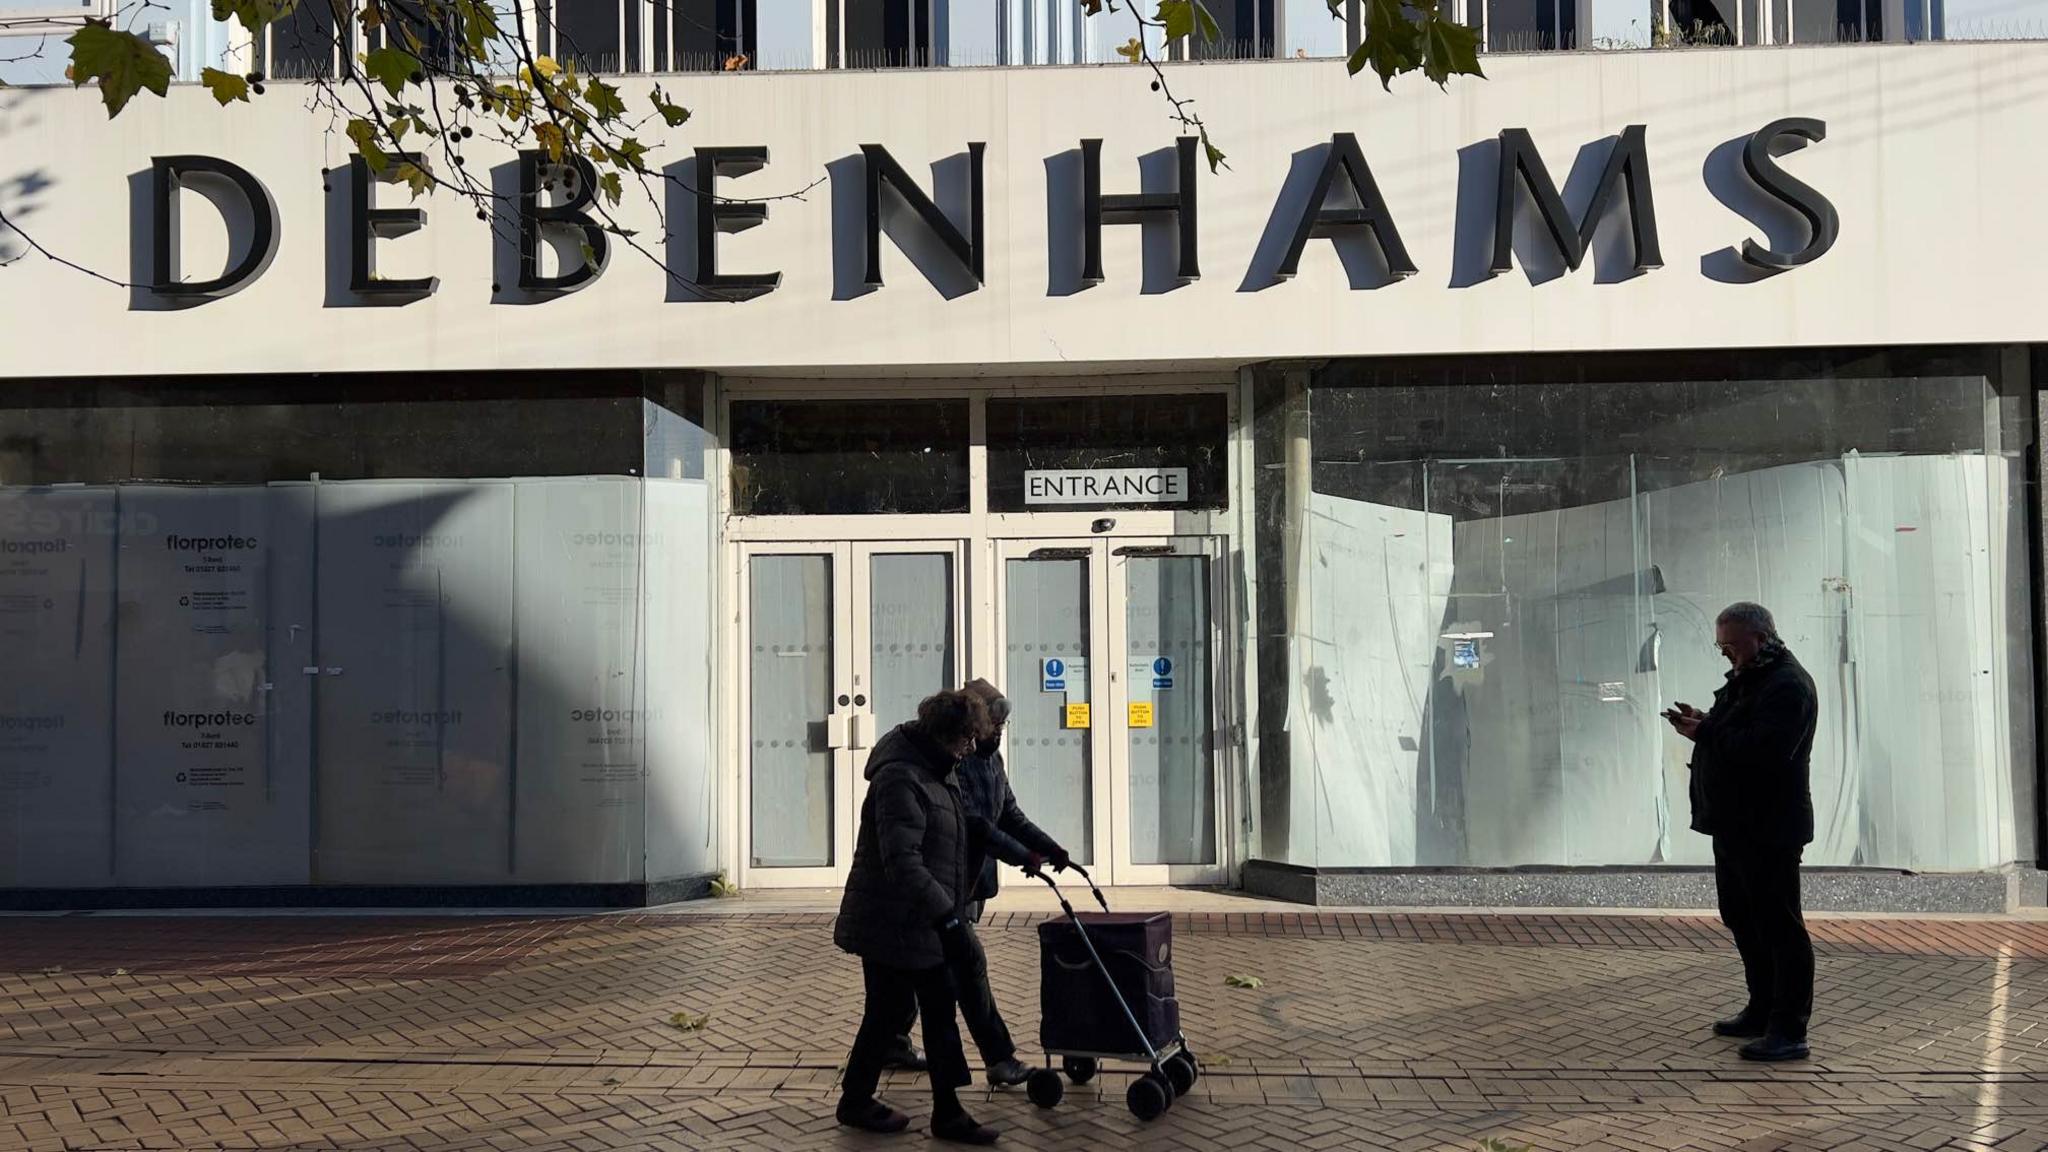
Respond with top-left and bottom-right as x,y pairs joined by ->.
1163,1053 -> 1198,1097
1127,1072 -> 1171,1121
1027,1068 -> 1065,1109
1062,1056 -> 1098,1085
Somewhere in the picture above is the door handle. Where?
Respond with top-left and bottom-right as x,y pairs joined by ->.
827,710 -> 849,749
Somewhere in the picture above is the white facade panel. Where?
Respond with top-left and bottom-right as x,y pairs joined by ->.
0,45 -> 2042,377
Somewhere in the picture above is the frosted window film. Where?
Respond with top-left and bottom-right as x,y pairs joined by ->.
748,554 -> 834,868
1005,556 -> 1093,865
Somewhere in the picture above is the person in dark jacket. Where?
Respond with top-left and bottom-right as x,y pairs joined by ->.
833,689 -> 999,1145
890,678 -> 1070,1089
1665,601 -> 1820,1063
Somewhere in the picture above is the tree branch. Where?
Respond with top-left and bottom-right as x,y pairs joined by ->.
0,203 -> 134,289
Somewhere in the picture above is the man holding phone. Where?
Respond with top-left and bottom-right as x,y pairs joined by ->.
1664,602 -> 1819,1063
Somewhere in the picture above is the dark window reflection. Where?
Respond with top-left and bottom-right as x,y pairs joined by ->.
1310,352 -> 1999,511
844,0 -> 931,67
671,0 -> 758,70
0,375 -> 648,485
730,399 -> 969,514
987,393 -> 1229,512
552,0 -> 623,70
267,0 -> 339,80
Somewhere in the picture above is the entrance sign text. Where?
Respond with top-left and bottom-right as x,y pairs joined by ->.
1026,469 -> 1191,505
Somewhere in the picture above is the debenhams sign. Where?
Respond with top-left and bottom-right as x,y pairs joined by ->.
140,118 -> 1837,303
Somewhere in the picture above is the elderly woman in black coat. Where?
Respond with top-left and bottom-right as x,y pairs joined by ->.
833,688 -> 999,1145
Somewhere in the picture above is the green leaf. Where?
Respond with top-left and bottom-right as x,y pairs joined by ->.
599,171 -> 623,207
210,0 -> 289,34
1354,0 -> 1423,87
1200,130 -> 1228,174
1418,10 -> 1484,87
199,66 -> 250,106
585,78 -> 627,122
393,159 -> 433,198
451,0 -> 500,60
66,23 -> 172,118
650,85 -> 692,127
492,84 -> 532,121
346,118 -> 388,172
1224,973 -> 1264,989
1115,36 -> 1144,61
534,121 -> 567,163
1192,0 -> 1222,41
1155,0 -> 1196,40
607,136 -> 651,173
364,46 -> 420,99
668,1011 -> 710,1032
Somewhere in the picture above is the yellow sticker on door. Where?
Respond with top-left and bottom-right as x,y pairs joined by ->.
1128,701 -> 1154,728
1064,703 -> 1091,729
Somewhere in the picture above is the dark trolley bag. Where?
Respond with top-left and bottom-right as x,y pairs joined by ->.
1024,870 -> 1198,1121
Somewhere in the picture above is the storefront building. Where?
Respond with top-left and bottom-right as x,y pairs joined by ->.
1,42 -> 2043,909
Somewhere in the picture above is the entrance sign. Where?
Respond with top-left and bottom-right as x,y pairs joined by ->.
1065,703 -> 1091,729
1026,469 -> 1190,506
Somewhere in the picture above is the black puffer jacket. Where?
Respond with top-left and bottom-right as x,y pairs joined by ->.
959,745 -> 1063,903
833,723 -> 974,970
1688,643 -> 1819,846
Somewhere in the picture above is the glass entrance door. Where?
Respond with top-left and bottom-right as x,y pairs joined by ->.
995,538 -> 1229,886
740,540 -> 963,888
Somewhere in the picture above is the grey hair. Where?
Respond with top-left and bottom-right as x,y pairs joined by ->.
1716,602 -> 1778,640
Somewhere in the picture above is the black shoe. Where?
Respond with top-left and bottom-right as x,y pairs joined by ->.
1739,1035 -> 1811,1062
880,1044 -> 927,1072
985,1058 -> 1031,1088
931,1111 -> 1000,1145
1713,1011 -> 1769,1038
836,1097 -> 911,1133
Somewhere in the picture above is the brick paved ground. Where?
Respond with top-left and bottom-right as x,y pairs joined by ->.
3,906 -> 2046,1151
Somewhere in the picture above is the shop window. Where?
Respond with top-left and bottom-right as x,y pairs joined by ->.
1188,0 -> 1276,58
986,392 -> 1230,513
1281,0 -> 1348,56
265,0 -> 340,79
0,374 -> 717,893
1784,0 -> 1878,40
1474,0 -> 1578,48
541,0 -> 773,72
668,0 -> 772,71
548,0 -> 626,70
1255,349 -> 2033,874
835,0 -> 931,66
729,398 -> 970,515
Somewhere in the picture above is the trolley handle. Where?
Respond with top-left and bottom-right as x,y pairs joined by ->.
1042,862 -> 1111,913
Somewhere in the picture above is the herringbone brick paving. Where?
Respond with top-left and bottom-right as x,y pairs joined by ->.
2,910 -> 2045,1151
